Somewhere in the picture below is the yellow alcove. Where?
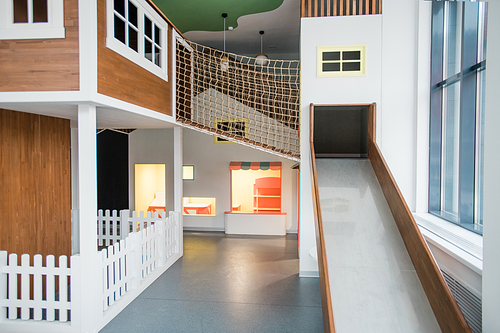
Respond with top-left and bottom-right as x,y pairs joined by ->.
135,164 -> 166,214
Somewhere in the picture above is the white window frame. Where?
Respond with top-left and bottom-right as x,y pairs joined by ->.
317,45 -> 366,77
106,0 -> 168,81
0,0 -> 65,40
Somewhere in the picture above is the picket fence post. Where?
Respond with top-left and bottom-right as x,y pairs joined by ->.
130,232 -> 142,290
158,212 -> 165,267
71,255 -> 81,327
121,209 -> 130,239
0,251 -> 7,322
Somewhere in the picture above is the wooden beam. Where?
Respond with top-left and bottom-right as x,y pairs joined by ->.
301,0 -> 306,17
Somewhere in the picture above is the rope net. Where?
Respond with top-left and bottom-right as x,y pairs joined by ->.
176,39 -> 300,160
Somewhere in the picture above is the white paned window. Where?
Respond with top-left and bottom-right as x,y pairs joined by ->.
106,0 -> 168,81
317,45 -> 366,77
0,0 -> 65,40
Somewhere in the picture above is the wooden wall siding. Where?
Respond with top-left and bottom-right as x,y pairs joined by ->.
97,0 -> 173,116
367,140 -> 472,333
301,0 -> 381,17
0,109 -> 71,263
0,1 -> 79,92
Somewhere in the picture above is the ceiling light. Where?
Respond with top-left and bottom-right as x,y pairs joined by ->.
255,31 -> 269,66
221,13 -> 229,72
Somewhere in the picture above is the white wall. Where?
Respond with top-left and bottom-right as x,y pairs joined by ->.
300,14 -> 383,276
129,129 -> 175,213
183,129 -> 298,232
482,0 -> 500,331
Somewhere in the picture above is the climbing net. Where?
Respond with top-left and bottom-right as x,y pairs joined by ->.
176,38 -> 300,160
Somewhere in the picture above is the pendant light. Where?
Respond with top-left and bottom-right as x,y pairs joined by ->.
255,30 -> 269,66
221,13 -> 229,72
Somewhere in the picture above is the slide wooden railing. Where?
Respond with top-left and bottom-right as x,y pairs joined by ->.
310,102 -> 471,333
301,0 -> 381,18
367,140 -> 472,333
310,105 -> 335,333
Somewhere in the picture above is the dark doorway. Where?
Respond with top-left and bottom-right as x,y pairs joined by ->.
313,105 -> 370,157
97,129 -> 129,210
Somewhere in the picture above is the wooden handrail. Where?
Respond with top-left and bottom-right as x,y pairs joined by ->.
310,105 -> 335,333
367,140 -> 472,333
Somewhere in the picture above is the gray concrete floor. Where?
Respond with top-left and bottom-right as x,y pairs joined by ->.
100,231 -> 323,333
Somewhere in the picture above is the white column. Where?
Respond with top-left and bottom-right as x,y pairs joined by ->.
77,105 -> 102,332
174,127 -> 183,256
299,105 -> 319,277
482,0 -> 500,331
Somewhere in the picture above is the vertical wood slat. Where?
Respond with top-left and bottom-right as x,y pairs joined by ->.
301,0 -> 380,17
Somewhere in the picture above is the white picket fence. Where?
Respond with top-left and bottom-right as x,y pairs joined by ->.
0,210 -> 181,332
0,253 -> 76,323
101,211 -> 179,311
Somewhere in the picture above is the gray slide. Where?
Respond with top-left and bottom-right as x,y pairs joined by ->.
316,158 -> 440,333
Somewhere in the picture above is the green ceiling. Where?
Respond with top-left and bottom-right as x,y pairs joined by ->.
151,0 -> 284,33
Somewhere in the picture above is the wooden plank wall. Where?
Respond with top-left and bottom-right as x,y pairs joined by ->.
367,139 -> 471,332
0,109 -> 71,263
301,0 -> 382,17
0,1 -> 79,92
97,0 -> 173,116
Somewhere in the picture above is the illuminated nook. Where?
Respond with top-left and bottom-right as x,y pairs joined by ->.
183,197 -> 216,216
225,162 -> 286,235
134,164 -> 166,214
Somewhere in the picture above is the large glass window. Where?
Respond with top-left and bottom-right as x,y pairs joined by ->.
429,1 -> 487,234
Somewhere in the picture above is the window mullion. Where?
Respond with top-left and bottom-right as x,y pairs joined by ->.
458,1 -> 479,228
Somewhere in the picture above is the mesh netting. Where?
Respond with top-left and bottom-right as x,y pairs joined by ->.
176,38 -> 300,160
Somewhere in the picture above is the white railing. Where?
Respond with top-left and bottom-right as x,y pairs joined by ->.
0,210 -> 181,332
0,252 -> 77,323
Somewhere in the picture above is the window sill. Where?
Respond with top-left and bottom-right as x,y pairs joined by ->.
414,212 -> 482,275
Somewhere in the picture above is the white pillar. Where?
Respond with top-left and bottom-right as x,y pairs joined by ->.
482,1 -> 500,331
174,127 -> 183,256
77,105 -> 102,332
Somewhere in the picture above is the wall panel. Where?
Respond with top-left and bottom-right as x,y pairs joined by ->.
0,1 -> 79,92
0,109 -> 71,261
97,0 -> 173,116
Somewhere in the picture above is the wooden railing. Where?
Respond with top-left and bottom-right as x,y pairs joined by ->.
301,0 -> 381,17
367,140 -> 472,333
310,102 -> 471,332
309,104 -> 335,333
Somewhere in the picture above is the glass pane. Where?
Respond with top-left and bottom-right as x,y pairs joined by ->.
145,39 -> 152,61
114,0 -> 125,17
441,81 -> 461,217
155,25 -> 161,45
145,16 -> 152,39
342,51 -> 361,61
476,69 -> 486,226
33,0 -> 48,23
114,15 -> 126,44
13,0 -> 28,23
342,62 -> 361,71
323,52 -> 340,61
445,2 -> 462,78
154,46 -> 161,67
322,63 -> 340,72
128,26 -> 138,52
128,1 -> 137,27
